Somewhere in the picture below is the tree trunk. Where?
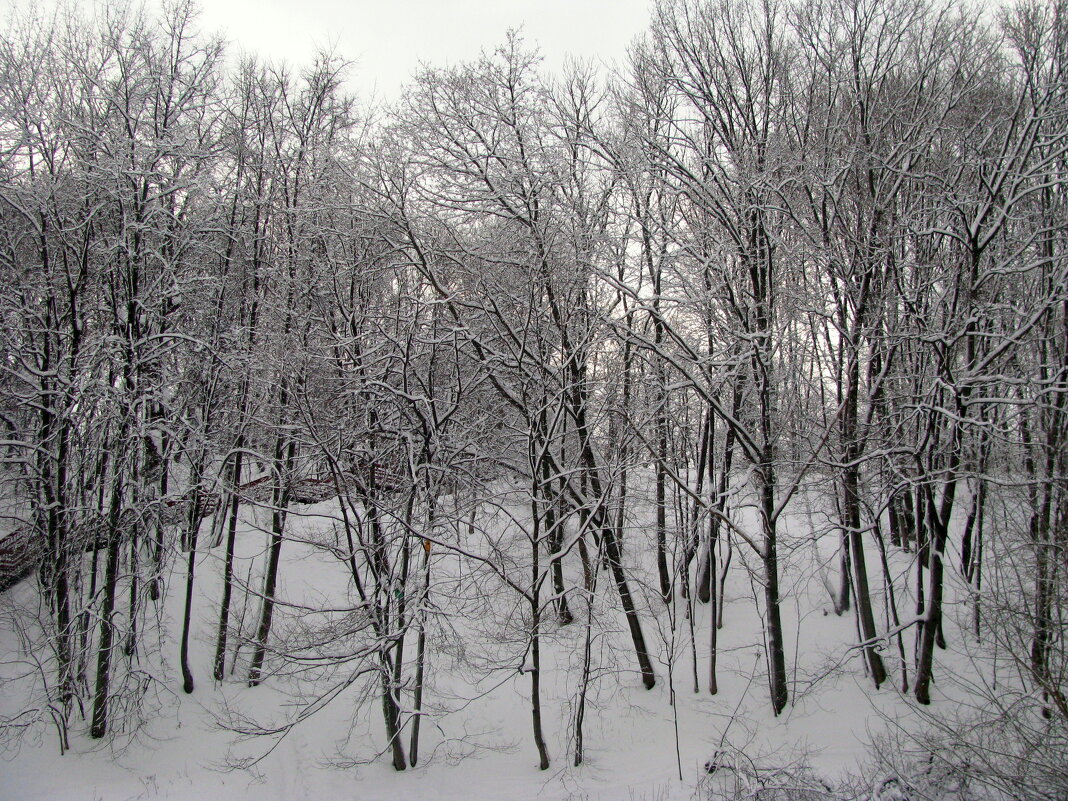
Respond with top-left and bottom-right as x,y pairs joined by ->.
569,383 -> 655,689
759,469 -> 789,715
914,482 -> 953,705
90,476 -> 125,739
542,441 -> 572,625
247,432 -> 295,686
179,486 -> 204,694
409,542 -> 431,767
213,446 -> 245,681
529,487 -> 550,770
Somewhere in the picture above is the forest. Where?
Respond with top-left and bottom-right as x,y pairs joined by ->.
0,0 -> 1065,798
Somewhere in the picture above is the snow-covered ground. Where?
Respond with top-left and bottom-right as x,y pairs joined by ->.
0,478 -> 1004,800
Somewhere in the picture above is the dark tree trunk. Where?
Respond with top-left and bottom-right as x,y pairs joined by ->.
541,442 -> 572,625
834,529 -> 851,615
655,398 -> 670,602
573,533 -> 599,765
179,486 -> 204,694
90,477 -> 125,739
213,446 -> 244,681
841,357 -> 886,686
914,478 -> 955,705
248,433 -> 295,686
567,381 -> 655,689
409,542 -> 431,767
529,486 -> 550,770
759,468 -> 789,715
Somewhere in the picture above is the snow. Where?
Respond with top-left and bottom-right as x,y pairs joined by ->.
0,478 -> 998,801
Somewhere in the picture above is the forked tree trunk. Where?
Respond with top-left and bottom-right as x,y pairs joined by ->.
915,476 -> 956,705
842,356 -> 886,686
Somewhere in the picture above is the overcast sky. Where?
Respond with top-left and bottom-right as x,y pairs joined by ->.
189,0 -> 653,103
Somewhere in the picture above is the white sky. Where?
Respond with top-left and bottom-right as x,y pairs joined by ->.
192,0 -> 653,103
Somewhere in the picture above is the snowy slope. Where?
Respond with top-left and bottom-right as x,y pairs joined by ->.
0,479 -> 1004,801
